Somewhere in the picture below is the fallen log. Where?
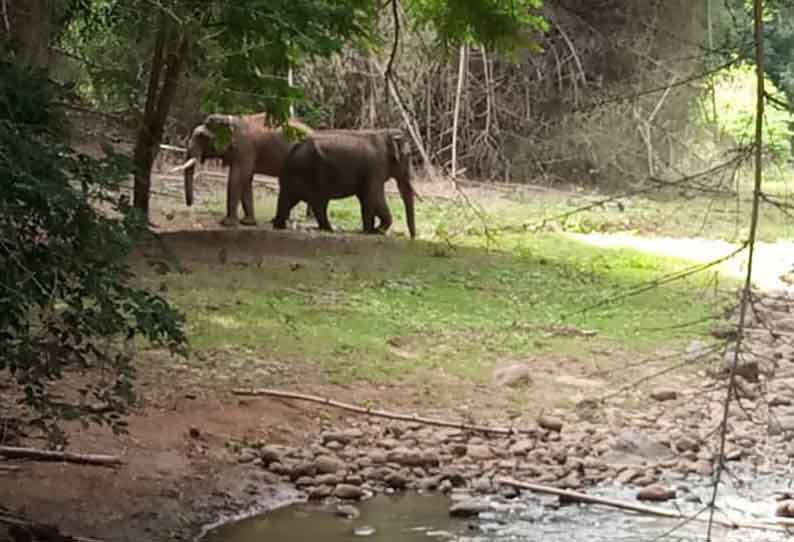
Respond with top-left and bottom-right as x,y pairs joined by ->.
0,446 -> 123,467
231,388 -> 533,436
495,477 -> 794,532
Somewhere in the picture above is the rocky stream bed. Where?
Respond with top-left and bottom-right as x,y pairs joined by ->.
213,289 -> 794,529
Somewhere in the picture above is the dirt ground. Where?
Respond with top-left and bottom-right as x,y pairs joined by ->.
0,164 -> 698,542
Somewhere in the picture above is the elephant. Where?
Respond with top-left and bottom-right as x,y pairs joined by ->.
171,113 -> 313,227
271,129 -> 417,239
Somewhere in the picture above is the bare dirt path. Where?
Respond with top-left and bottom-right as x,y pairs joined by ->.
570,233 -> 794,292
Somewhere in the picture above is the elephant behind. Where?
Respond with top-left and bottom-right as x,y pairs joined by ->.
271,129 -> 416,239
172,113 -> 313,226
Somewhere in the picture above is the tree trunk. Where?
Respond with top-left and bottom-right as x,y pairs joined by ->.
132,12 -> 190,219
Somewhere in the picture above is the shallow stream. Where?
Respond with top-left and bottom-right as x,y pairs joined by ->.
203,471 -> 794,542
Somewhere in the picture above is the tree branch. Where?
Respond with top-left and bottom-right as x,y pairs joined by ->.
706,1 -> 766,539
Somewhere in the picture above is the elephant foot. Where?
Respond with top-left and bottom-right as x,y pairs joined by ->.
219,216 -> 239,227
240,217 -> 258,226
271,218 -> 288,230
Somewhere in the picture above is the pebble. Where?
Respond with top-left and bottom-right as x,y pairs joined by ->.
538,415 -> 563,432
637,485 -> 676,502
449,498 -> 491,517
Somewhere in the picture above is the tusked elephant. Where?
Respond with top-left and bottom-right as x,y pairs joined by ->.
271,129 -> 416,239
171,113 -> 313,227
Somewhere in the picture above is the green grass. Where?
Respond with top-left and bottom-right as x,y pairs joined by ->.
144,189 -> 739,385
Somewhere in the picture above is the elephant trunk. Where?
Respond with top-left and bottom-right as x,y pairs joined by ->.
396,177 -> 416,239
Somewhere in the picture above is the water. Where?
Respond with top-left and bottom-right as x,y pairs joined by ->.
203,473 -> 794,542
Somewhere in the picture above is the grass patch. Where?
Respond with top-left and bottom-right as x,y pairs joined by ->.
143,187 -> 737,386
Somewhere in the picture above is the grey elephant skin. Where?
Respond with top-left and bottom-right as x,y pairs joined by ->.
271,130 -> 417,239
172,113 -> 313,227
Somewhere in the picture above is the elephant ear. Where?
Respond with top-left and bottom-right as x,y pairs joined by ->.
388,132 -> 407,163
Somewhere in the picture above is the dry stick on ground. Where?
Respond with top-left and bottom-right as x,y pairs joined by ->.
231,388 -> 533,436
495,478 -> 794,533
707,2 -> 767,540
0,446 -> 123,467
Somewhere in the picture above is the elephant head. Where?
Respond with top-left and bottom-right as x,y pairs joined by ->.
171,115 -> 238,207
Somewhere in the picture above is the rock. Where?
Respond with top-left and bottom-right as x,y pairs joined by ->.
694,460 -> 713,476
314,455 -> 345,474
353,526 -> 376,536
421,450 -> 441,467
725,448 -> 743,461
500,484 -> 520,499
334,484 -> 364,500
419,476 -> 441,491
335,504 -> 360,519
369,450 -> 388,464
259,446 -> 282,465
674,436 -> 700,453
467,444 -> 493,460
637,485 -> 676,502
439,479 -> 453,493
776,317 -> 794,334
268,462 -> 291,476
723,354 -> 759,382
493,363 -> 533,387
345,474 -> 364,486
617,468 -> 640,484
768,415 -> 794,436
776,499 -> 794,518
237,449 -> 258,463
449,498 -> 491,518
385,471 -> 410,490
650,388 -> 678,402
440,468 -> 467,487
776,343 -> 794,361
188,426 -> 201,439
449,443 -> 468,456
387,447 -> 425,467
634,475 -> 657,487
602,431 -> 673,466
473,477 -> 492,493
294,476 -> 315,487
290,461 -> 316,480
315,473 -> 342,486
308,485 -> 333,500
769,395 -> 792,407
538,415 -> 563,432
509,439 -> 534,456
322,429 -> 363,445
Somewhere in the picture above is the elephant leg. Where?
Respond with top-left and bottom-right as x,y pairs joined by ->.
357,193 -> 376,233
240,174 -> 257,226
310,199 -> 333,232
271,188 -> 300,230
221,165 -> 246,227
371,184 -> 392,234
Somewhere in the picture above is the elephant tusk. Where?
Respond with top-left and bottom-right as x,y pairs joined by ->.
170,157 -> 197,173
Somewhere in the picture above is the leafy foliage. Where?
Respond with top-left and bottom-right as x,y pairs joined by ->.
63,0 -> 547,123
0,61 -> 187,444
405,0 -> 547,54
708,64 -> 794,160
